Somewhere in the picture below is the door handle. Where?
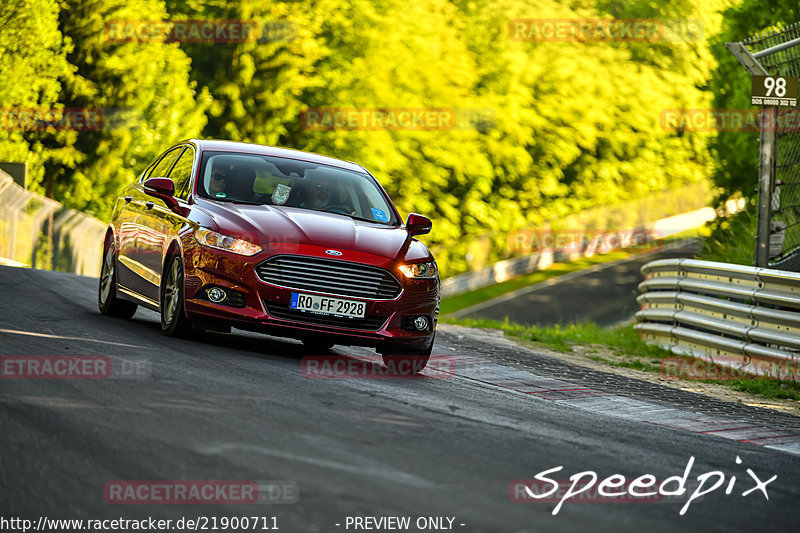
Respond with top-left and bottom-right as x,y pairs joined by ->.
145,201 -> 154,210
124,196 -> 132,204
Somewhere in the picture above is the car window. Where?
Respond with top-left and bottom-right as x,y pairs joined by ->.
168,146 -> 195,201
138,155 -> 161,183
197,151 -> 399,225
149,147 -> 184,180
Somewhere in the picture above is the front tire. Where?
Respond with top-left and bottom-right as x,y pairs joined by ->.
160,255 -> 199,338
98,241 -> 137,319
380,333 -> 434,375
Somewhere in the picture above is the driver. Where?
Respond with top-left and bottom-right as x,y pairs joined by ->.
304,180 -> 332,209
209,169 -> 228,196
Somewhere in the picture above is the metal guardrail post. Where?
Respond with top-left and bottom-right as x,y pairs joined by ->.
726,24 -> 800,269
725,42 -> 775,267
757,107 -> 777,267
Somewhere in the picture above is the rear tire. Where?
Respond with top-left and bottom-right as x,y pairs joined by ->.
98,240 -> 137,319
380,333 -> 434,375
160,255 -> 200,338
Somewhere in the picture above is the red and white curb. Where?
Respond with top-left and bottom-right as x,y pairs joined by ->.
428,353 -> 800,456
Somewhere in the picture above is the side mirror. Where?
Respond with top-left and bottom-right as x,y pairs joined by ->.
406,213 -> 432,236
144,177 -> 178,209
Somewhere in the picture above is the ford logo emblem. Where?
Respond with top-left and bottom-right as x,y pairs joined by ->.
325,250 -> 343,256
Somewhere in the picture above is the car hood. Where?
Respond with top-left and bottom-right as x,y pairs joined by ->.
197,202 -> 413,260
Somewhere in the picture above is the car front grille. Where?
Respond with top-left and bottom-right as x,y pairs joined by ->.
265,303 -> 388,331
255,255 -> 403,300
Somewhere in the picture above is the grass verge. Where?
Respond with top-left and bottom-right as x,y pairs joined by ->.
445,317 -> 669,360
710,378 -> 800,401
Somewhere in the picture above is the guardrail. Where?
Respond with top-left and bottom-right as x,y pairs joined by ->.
635,258 -> 800,380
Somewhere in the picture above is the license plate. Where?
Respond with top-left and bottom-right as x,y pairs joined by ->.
290,292 -> 366,318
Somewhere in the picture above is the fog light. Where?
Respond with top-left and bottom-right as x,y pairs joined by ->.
413,315 -> 429,331
207,287 -> 227,303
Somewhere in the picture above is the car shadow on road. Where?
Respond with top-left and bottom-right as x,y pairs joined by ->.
123,309 -> 441,379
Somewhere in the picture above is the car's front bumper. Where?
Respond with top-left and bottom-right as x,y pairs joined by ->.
182,243 -> 439,348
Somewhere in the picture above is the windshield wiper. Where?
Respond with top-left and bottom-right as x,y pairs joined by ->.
232,200 -> 266,206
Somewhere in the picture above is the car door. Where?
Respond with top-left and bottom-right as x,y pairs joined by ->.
116,159 -> 161,292
137,145 -> 196,303
128,146 -> 184,302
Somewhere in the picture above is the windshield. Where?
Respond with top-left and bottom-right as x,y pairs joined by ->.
197,151 -> 398,225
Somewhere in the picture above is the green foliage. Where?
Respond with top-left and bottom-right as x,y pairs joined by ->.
0,0 -> 71,189
695,202 -> 756,264
40,0 -> 210,219
709,0 -> 799,199
279,0 -> 724,275
2,0 -> 747,272
165,0 -> 323,146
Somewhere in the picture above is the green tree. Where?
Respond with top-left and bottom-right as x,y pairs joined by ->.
40,0 -> 210,219
710,0 -> 798,199
166,0 -> 324,146
0,0 -> 70,187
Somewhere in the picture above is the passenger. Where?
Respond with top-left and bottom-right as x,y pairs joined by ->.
209,169 -> 228,196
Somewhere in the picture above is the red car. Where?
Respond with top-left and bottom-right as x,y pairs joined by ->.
99,140 -> 439,370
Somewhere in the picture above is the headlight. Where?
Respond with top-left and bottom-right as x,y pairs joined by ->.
194,228 -> 262,256
398,261 -> 437,279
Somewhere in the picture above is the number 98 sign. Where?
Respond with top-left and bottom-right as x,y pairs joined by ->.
751,76 -> 799,107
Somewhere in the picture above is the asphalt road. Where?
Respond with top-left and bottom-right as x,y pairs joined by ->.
1,265 -> 799,532
453,241 -> 702,326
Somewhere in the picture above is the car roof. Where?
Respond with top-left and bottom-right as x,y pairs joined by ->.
185,139 -> 367,174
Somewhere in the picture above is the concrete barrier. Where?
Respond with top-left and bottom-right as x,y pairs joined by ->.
0,170 -> 106,277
